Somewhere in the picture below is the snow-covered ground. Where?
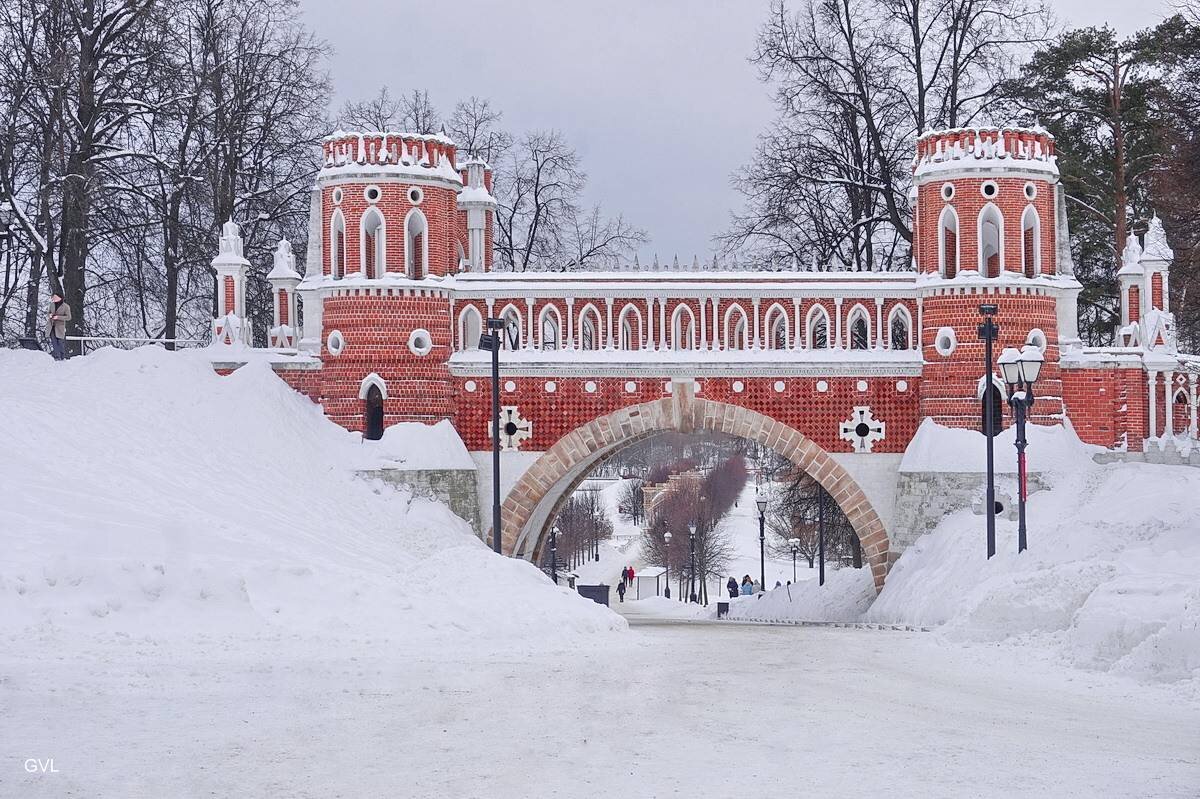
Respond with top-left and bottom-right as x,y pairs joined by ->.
3,347 -> 1199,795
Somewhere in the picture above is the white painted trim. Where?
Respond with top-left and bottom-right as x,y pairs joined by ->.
938,205 -> 959,278
617,303 -> 644,349
977,202 -> 1005,276
403,207 -> 429,279
723,302 -> 749,350
329,209 -> 346,279
1021,204 -> 1041,277
538,304 -> 562,350
458,304 -> 483,351
805,303 -> 831,349
670,303 -> 697,350
576,302 -> 603,350
358,372 -> 388,400
359,206 -> 386,278
845,303 -> 872,350
764,302 -> 790,349
886,304 -> 913,350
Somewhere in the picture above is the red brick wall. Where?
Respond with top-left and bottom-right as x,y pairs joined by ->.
1128,285 -> 1140,323
1062,366 -> 1148,451
452,375 -> 921,454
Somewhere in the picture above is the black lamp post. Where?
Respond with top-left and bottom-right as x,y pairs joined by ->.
663,530 -> 672,599
549,524 -> 559,584
788,537 -> 799,582
978,303 -> 1000,559
998,342 -> 1044,553
479,317 -> 519,554
756,493 -> 767,590
817,485 -> 826,587
688,522 -> 697,603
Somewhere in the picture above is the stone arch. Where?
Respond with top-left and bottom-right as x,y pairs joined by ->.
723,303 -> 750,350
499,390 -> 892,591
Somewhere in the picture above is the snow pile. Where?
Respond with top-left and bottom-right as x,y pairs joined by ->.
721,568 -> 876,623
353,418 -> 475,470
870,459 -> 1200,684
0,347 -> 622,645
899,417 -> 1098,473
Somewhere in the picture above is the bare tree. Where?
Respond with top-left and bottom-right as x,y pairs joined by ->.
446,96 -> 511,164
338,86 -> 404,130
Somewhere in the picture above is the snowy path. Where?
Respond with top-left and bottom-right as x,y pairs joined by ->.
4,625 -> 1197,798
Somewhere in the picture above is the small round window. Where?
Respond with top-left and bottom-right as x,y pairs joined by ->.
940,182 -> 955,201
981,180 -> 999,199
364,185 -> 381,203
407,328 -> 433,357
326,329 -> 346,356
1026,327 -> 1048,354
1024,182 -> 1037,200
408,186 -> 424,205
332,187 -> 344,205
934,326 -> 958,356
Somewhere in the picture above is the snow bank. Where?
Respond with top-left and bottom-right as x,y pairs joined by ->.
721,568 -> 876,623
869,459 -> 1200,684
0,348 -> 622,646
353,418 -> 475,471
899,417 -> 1098,473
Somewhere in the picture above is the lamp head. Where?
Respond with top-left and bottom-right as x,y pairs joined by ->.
663,531 -> 672,543
998,347 -> 1022,386
756,494 -> 768,514
1019,344 -> 1044,384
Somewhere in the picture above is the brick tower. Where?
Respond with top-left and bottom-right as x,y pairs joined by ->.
296,131 -> 496,436
913,127 -> 1074,429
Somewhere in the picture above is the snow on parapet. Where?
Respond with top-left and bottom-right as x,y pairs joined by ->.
267,239 -> 301,281
212,219 -> 249,268
321,131 -> 462,183
1118,234 -> 1144,277
1142,215 -> 1174,263
496,253 -> 916,275
913,127 -> 1058,178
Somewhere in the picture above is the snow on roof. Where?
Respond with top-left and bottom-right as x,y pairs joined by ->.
1117,235 -> 1144,277
899,417 -> 1098,474
1142,215 -> 1174,263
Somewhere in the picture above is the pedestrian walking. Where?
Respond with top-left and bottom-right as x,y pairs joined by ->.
46,293 -> 71,361
617,580 -> 626,603
727,577 -> 738,599
740,576 -> 753,596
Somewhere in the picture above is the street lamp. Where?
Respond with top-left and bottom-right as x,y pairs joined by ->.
788,537 -> 799,582
977,303 -> 1000,559
998,341 -> 1044,553
479,317 -> 519,554
549,524 -> 559,585
663,530 -> 672,599
688,522 -> 697,603
756,492 -> 767,591
817,484 -> 826,587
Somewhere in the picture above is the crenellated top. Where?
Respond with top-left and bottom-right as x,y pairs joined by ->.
913,127 -> 1057,179
320,131 -> 461,182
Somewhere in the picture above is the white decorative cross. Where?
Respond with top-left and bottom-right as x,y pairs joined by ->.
488,405 -> 533,451
839,406 -> 886,453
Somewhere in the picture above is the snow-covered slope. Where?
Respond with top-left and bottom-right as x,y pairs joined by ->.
870,455 -> 1200,684
0,347 -> 621,645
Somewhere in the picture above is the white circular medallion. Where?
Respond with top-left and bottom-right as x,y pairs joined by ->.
326,329 -> 345,356
464,380 -> 477,393
624,381 -> 636,394
896,380 -> 908,392
504,380 -> 517,393
732,380 -> 745,393
773,380 -> 785,393
856,380 -> 868,392
407,328 -> 433,357
585,381 -> 597,393
816,380 -> 829,393
662,381 -> 672,394
934,326 -> 958,356
544,381 -> 557,393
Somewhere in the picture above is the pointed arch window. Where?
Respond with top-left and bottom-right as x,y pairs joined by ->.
361,207 -> 385,278
499,305 -> 522,350
847,305 -> 871,350
578,304 -> 602,350
888,306 -> 912,350
671,305 -> 696,350
1021,206 -> 1040,278
539,306 -> 561,350
806,305 -> 830,349
405,209 -> 428,279
618,305 -> 642,350
765,304 -> 789,349
724,305 -> 750,350
978,204 -> 1004,278
459,305 -> 483,351
938,206 -> 958,279
330,210 -> 346,279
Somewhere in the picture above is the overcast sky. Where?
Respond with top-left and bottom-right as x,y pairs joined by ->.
299,0 -> 1170,261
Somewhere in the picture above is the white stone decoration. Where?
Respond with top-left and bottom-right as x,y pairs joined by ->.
897,380 -> 908,392
624,381 -> 636,393
934,326 -> 957,356
488,405 -> 533,451
663,381 -> 672,394
732,380 -> 745,393
464,380 -> 477,392
585,381 -> 598,393
363,184 -> 381,203
504,380 -> 517,392
839,406 -> 886,453
856,380 -> 868,392
816,380 -> 829,393
326,329 -> 346,356
407,328 -> 433,356
545,381 -> 557,393
1026,328 -> 1048,354
773,380 -> 785,393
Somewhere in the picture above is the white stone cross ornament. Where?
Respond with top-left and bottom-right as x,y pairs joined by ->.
489,405 -> 533,451
839,406 -> 886,453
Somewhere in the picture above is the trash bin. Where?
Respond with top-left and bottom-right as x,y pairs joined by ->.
576,584 -> 610,607
18,337 -> 41,351
717,601 -> 729,619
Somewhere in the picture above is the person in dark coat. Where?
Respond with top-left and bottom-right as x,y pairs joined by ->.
617,580 -> 626,603
727,577 -> 739,599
